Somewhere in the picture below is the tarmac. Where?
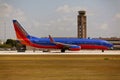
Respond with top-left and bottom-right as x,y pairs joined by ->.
0,50 -> 120,55
0,50 -> 120,80
0,52 -> 120,80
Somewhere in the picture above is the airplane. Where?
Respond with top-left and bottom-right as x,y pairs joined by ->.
13,20 -> 113,52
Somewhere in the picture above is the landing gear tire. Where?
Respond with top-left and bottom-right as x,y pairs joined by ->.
102,50 -> 104,52
61,49 -> 65,53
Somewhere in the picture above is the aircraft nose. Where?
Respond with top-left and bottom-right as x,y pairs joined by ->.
102,41 -> 113,49
110,43 -> 114,48
107,43 -> 113,49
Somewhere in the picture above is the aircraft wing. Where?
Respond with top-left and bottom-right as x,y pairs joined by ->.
49,35 -> 81,51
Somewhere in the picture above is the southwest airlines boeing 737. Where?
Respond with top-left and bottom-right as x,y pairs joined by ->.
13,20 -> 113,52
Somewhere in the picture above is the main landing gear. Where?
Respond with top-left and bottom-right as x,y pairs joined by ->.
102,50 -> 104,52
61,49 -> 66,53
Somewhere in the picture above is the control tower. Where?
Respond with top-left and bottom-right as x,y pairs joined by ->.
77,11 -> 87,38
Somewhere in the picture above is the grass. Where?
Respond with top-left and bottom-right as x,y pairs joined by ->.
0,55 -> 120,80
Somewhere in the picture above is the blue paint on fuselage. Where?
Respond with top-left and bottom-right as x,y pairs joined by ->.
27,35 -> 113,49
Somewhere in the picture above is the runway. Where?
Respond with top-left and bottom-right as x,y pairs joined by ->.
0,50 -> 120,55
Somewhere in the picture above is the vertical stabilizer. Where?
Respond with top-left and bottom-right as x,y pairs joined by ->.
13,20 -> 30,45
13,20 -> 28,38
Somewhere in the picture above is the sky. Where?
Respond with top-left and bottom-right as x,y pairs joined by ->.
0,0 -> 120,41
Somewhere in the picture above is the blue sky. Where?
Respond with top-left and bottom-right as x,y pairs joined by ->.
0,0 -> 120,40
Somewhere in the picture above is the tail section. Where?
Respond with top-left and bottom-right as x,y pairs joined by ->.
13,20 -> 28,38
13,20 -> 30,45
13,20 -> 58,49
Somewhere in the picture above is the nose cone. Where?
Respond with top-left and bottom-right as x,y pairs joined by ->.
103,41 -> 113,49
109,43 -> 114,49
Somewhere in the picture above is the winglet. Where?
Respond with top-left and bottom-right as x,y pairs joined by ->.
49,35 -> 55,43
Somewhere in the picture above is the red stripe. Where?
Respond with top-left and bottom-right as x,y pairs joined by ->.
80,44 -> 108,50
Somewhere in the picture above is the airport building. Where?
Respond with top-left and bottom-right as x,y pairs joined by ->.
77,11 -> 87,38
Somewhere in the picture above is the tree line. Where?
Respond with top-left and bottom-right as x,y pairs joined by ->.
0,39 -> 25,50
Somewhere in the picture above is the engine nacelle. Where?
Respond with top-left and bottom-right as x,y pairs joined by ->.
69,45 -> 81,51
